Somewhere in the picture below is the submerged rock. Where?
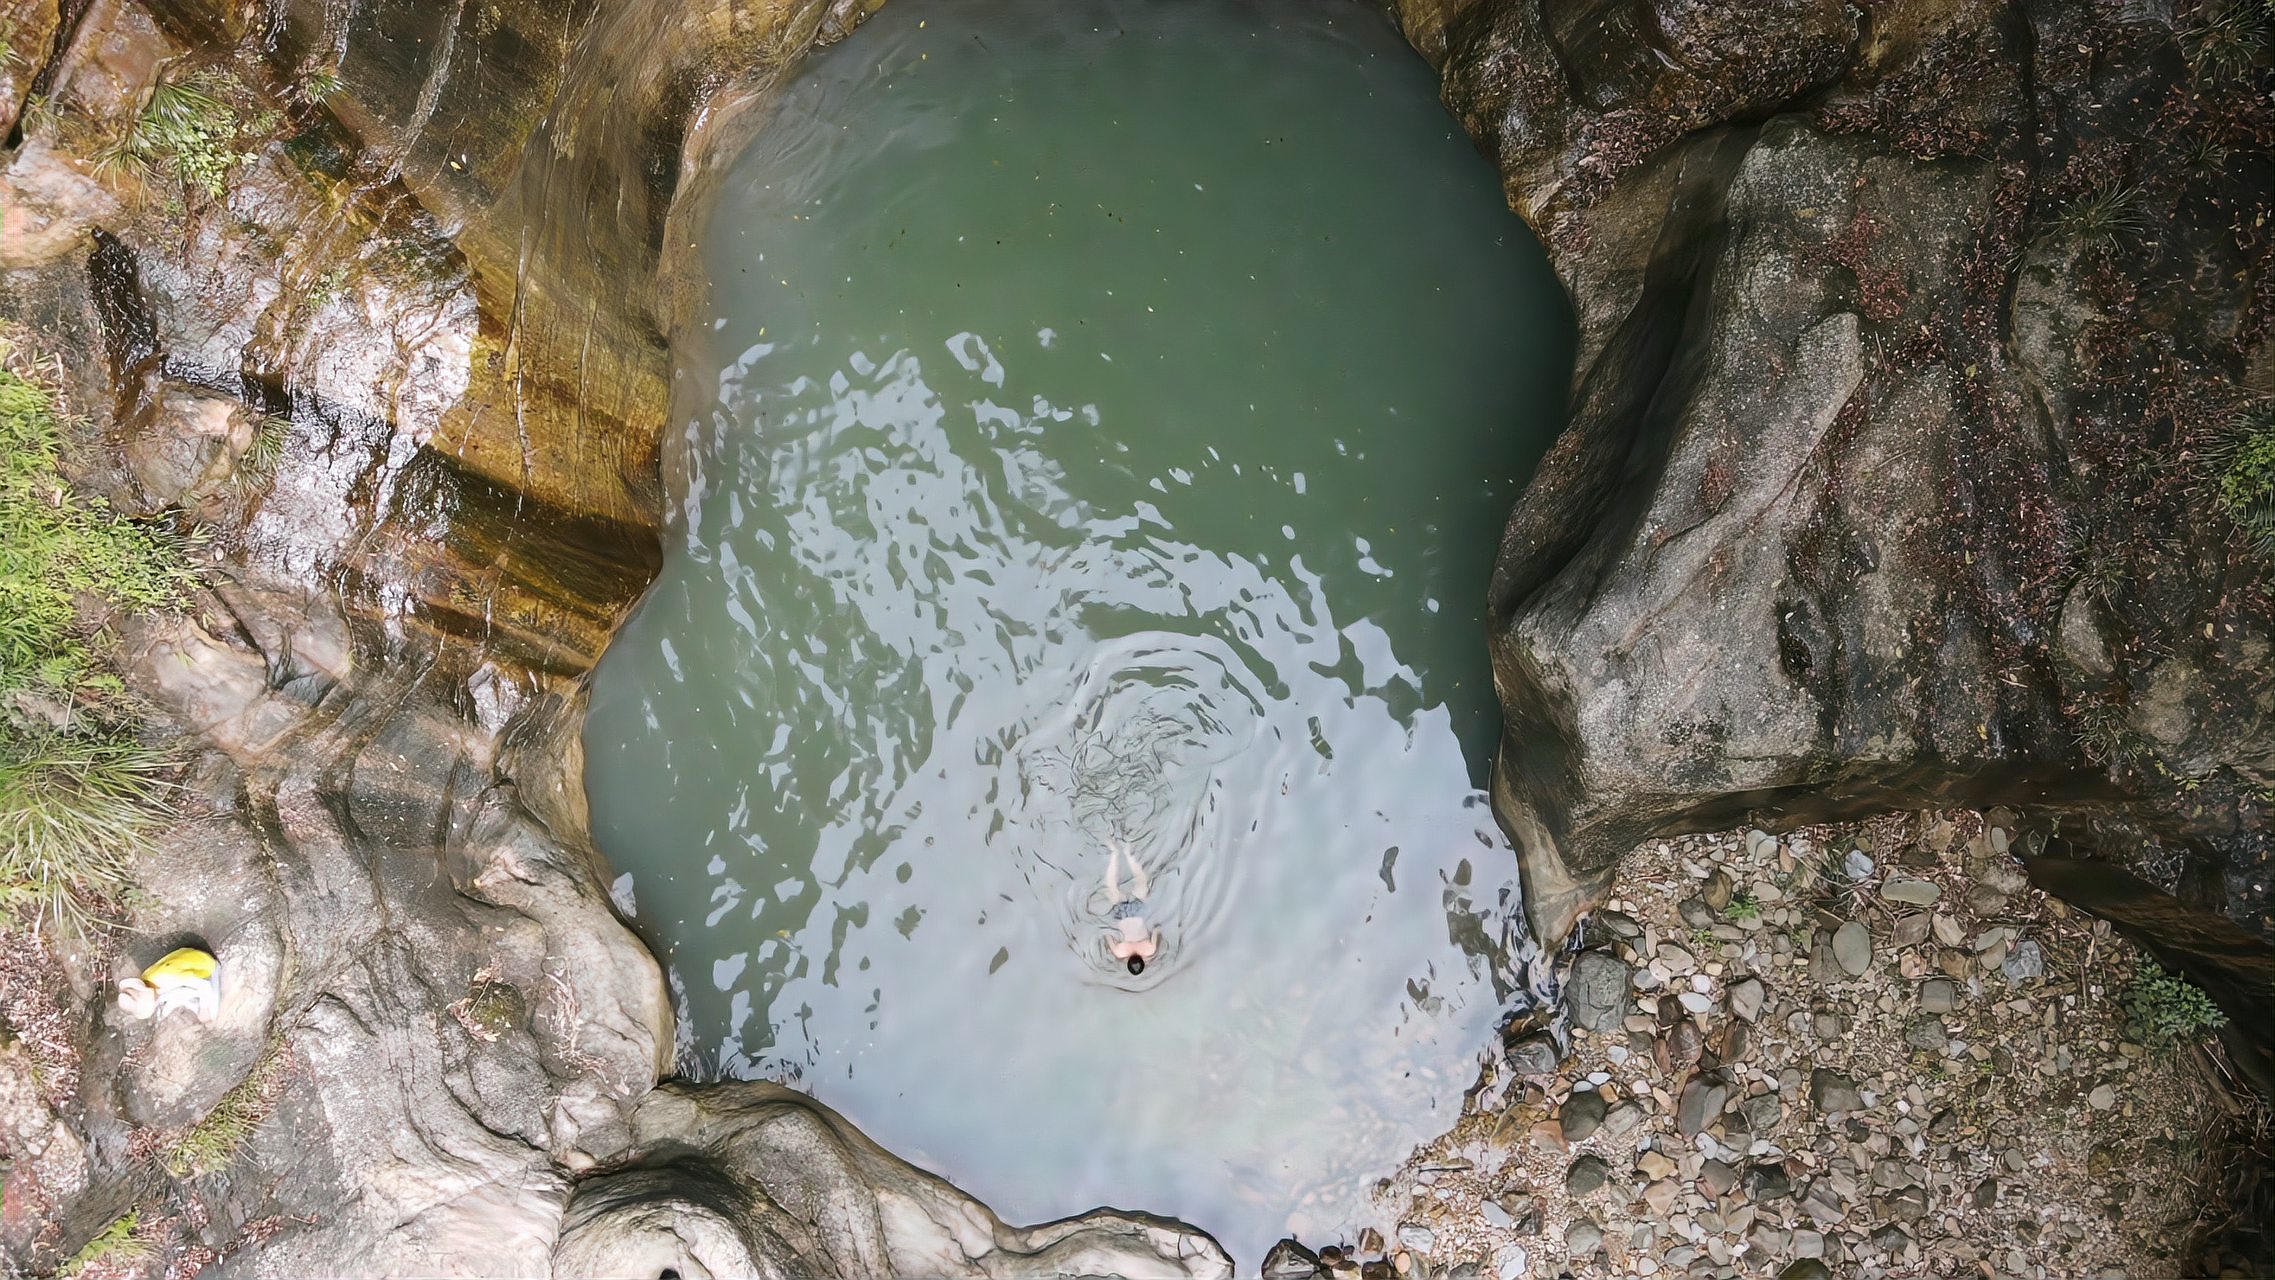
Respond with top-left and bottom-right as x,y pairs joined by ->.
1559,1089 -> 1608,1141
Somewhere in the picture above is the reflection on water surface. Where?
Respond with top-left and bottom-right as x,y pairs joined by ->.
584,0 -> 1574,1261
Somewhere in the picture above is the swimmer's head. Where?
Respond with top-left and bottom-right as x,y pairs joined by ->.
1126,955 -> 1146,976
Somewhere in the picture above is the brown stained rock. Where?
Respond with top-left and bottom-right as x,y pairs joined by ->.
119,382 -> 255,513
47,0 -> 167,125
0,141 -> 121,270
0,0 -> 61,137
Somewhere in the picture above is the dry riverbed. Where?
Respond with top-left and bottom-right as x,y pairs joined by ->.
1274,810 -> 2261,1280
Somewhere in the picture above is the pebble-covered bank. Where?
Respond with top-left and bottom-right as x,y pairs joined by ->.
1269,811 -> 2256,1280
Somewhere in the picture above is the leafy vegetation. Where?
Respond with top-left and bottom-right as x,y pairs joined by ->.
2185,0 -> 2271,80
59,1212 -> 152,1279
2124,959 -> 2228,1048
0,349 -> 191,926
93,75 -> 278,201
2215,401 -> 2275,553
168,1043 -> 288,1178
1,367 -> 192,697
135,81 -> 244,198
1726,891 -> 1762,924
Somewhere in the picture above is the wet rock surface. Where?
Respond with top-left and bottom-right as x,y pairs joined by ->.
555,1083 -> 1230,1279
1,0 -> 2269,1274
1417,0 -> 2275,994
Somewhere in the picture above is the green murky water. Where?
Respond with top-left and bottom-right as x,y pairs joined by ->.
584,0 -> 1572,1262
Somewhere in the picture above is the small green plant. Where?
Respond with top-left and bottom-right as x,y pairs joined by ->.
224,413 -> 291,500
300,65 -> 344,103
1726,892 -> 1762,923
2185,0 -> 2271,80
2182,132 -> 2232,176
131,79 -> 252,200
306,264 -> 351,309
1,351 -> 192,925
2049,185 -> 2148,250
2072,699 -> 2143,769
2123,959 -> 2228,1047
2214,401 -> 2275,553
60,1211 -> 151,1279
168,1042 -> 288,1178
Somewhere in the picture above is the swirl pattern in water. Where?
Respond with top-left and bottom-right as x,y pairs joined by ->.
583,0 -> 1573,1262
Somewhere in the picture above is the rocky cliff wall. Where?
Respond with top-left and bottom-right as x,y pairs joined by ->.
0,0 -> 2267,1273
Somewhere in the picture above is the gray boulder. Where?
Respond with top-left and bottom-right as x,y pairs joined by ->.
554,1083 -> 1230,1279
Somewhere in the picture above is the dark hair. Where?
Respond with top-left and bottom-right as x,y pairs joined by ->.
1126,955 -> 1146,976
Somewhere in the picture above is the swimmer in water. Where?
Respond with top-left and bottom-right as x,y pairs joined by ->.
1103,837 -> 1161,975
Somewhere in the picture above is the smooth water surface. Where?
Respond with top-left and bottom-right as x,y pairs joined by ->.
585,0 -> 1573,1261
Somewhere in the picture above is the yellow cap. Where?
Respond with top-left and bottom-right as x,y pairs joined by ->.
141,947 -> 218,985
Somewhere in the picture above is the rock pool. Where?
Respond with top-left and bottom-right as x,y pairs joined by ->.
583,0 -> 1572,1260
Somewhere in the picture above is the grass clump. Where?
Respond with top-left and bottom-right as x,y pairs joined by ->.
2185,0 -> 2271,80
224,413 -> 290,501
0,734 -> 168,924
2050,185 -> 2148,250
2215,401 -> 2275,553
2124,959 -> 2229,1048
1726,891 -> 1762,923
59,1211 -> 152,1279
103,76 -> 275,201
1,366 -> 192,696
167,1044 -> 288,1179
0,351 -> 192,926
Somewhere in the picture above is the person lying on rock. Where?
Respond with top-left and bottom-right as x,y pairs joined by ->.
116,946 -> 223,1024
1102,837 -> 1161,976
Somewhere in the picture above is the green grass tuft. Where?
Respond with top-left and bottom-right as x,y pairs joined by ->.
0,732 -> 168,924
168,1044 -> 287,1179
1,349 -> 193,926
2124,959 -> 2228,1048
224,413 -> 291,501
131,79 -> 252,200
1,366 -> 194,699
2186,0 -> 2271,80
2050,186 -> 2148,250
2214,401 -> 2275,553
300,65 -> 344,104
59,1211 -> 151,1279
1726,891 -> 1762,923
